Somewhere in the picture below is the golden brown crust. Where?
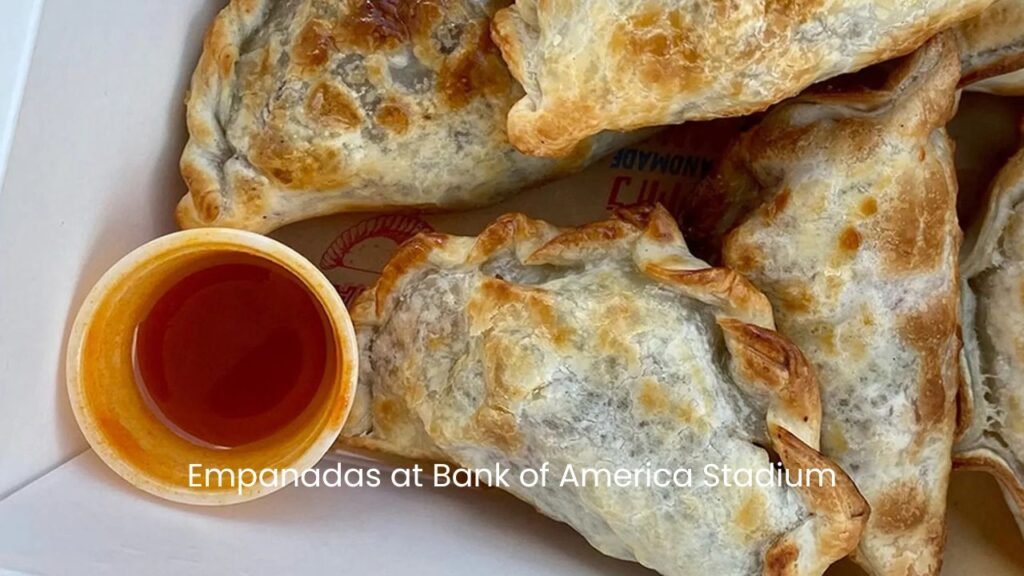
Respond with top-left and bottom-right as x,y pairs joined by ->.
764,425 -> 870,576
690,34 -> 962,265
354,204 -> 777,333
346,204 -> 868,574
178,0 -> 638,232
718,319 -> 820,449
492,0 -> 991,157
699,35 -> 962,575
178,0 -> 269,229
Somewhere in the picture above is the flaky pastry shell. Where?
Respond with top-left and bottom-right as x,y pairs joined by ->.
698,35 -> 963,576
340,205 -> 867,576
491,0 -> 992,157
179,0 -> 634,232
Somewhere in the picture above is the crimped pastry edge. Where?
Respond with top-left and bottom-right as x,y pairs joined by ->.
342,204 -> 868,575
178,0 -> 273,231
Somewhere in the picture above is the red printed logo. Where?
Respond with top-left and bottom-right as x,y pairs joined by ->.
320,214 -> 434,304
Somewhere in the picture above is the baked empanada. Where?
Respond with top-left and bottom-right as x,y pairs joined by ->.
491,0 -> 992,158
699,36 -> 962,575
957,128 -> 1024,536
339,205 -> 868,576
958,0 -> 1024,93
178,0 -> 633,233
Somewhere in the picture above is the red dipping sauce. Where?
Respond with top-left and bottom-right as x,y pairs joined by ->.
133,254 -> 332,448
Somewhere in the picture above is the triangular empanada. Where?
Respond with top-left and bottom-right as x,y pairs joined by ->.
697,36 -> 963,575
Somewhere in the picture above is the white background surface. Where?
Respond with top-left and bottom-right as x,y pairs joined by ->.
0,0 -> 220,499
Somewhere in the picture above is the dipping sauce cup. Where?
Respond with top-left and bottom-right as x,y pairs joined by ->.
66,229 -> 358,505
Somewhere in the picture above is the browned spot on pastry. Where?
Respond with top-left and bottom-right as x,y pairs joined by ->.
475,335 -> 526,452
426,332 -> 446,352
766,187 -> 791,220
762,0 -> 825,42
236,0 -> 261,12
180,163 -> 222,223
481,344 -> 513,403
898,292 -> 957,432
306,82 -> 362,130
873,169 -> 952,275
724,239 -> 764,274
550,137 -> 596,176
371,233 -> 447,313
375,102 -> 410,134
638,379 -> 668,412
859,196 -> 878,217
610,10 -> 704,90
474,279 -> 574,348
767,0 -> 825,16
255,45 -> 274,78
439,26 -> 511,109
596,299 -> 640,367
636,378 -> 703,429
635,203 -> 682,243
294,19 -> 334,66
733,491 -> 766,538
219,51 -> 235,78
472,406 -> 521,452
874,482 -> 927,533
373,397 -> 403,433
228,173 -> 268,221
814,323 -> 836,354
763,539 -> 799,575
775,282 -> 814,314
838,119 -> 889,162
250,129 -> 346,189
838,226 -> 861,253
526,299 -> 572,347
467,213 -> 532,259
333,0 -> 443,53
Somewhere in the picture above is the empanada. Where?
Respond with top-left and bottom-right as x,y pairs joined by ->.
339,205 -> 868,576
491,0 -> 992,158
957,127 -> 1024,535
178,0 -> 633,233
699,36 -> 962,575
958,0 -> 1024,94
